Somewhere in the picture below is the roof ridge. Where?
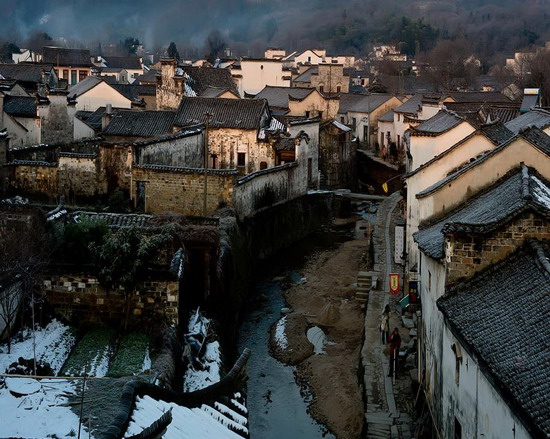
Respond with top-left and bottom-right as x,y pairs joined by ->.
529,239 -> 550,278
522,164 -> 533,201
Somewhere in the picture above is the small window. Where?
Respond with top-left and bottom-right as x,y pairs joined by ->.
428,270 -> 432,290
340,117 -> 345,123
78,70 -> 87,82
308,158 -> 312,182
237,152 -> 246,167
305,111 -> 310,117
320,85 -> 324,92
336,85 -> 341,93
352,118 -> 357,131
260,65 -> 264,70
71,70 -> 77,84
397,114 -> 401,122
63,69 -> 69,79
260,161 -> 268,170
308,56 -> 311,62
318,111 -> 323,119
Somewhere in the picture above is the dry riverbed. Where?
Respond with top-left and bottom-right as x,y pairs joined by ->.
270,222 -> 368,439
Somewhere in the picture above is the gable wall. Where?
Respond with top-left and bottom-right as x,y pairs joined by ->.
75,83 -> 132,111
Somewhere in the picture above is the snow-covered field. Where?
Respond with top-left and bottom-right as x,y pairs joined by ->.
0,319 -> 76,375
0,378 -> 90,439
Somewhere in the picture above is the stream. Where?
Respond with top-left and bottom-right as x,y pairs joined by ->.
237,225 -> 356,439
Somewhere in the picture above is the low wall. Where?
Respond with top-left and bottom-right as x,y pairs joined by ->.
233,162 -> 299,220
43,273 -> 180,328
132,165 -> 237,216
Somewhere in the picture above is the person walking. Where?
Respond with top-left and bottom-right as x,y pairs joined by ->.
380,304 -> 390,344
388,327 -> 401,377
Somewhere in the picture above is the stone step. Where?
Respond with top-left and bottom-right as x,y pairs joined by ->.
356,291 -> 369,297
356,286 -> 370,292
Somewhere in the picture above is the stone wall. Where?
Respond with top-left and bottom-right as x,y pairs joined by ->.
57,154 -> 99,198
135,131 -> 204,168
39,93 -> 76,145
446,211 -> 550,284
132,165 -> 237,216
9,162 -> 58,197
156,58 -> 184,110
311,64 -> 349,94
233,163 -> 298,219
43,273 -> 180,327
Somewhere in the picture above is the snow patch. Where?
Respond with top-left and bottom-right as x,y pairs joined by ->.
274,317 -> 288,350
0,320 -> 76,375
532,176 -> 550,208
183,341 -> 221,392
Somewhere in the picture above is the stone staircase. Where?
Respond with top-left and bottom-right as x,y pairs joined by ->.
356,271 -> 378,304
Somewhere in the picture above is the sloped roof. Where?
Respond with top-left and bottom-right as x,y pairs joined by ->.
414,166 -> 550,259
103,56 -> 142,70
134,69 -> 158,84
378,109 -> 394,122
505,109 -> 550,134
447,91 -> 511,103
181,66 -> 238,96
76,106 -> 126,130
71,211 -> 153,228
199,86 -> 239,98
42,46 -> 91,68
406,122 -> 513,179
254,86 -> 315,110
416,127 -> 550,199
0,63 -> 54,83
394,94 -> 424,114
338,93 -> 394,114
103,110 -> 176,137
411,110 -> 466,135
68,76 -> 113,99
3,95 -> 36,117
174,97 -> 268,130
438,240 -> 550,438
293,66 -> 317,83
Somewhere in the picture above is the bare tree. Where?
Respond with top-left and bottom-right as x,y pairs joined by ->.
419,39 -> 480,92
527,48 -> 550,107
0,207 -> 51,353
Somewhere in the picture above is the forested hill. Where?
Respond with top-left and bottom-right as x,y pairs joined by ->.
1,0 -> 549,60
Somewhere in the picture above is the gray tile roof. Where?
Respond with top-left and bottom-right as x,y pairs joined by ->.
293,66 -> 317,83
438,239 -> 550,438
414,166 -> 550,259
378,109 -> 394,122
0,63 -> 54,83
71,211 -> 154,228
134,69 -> 158,84
3,95 -> 36,118
411,110 -> 465,135
181,66 -> 238,96
505,109 -> 550,134
199,86 -> 237,98
417,127 -> 550,198
42,47 -> 91,68
174,97 -> 269,130
338,93 -> 393,114
394,94 -> 424,114
103,110 -> 176,137
103,56 -> 142,70
448,91 -> 511,103
254,86 -> 314,109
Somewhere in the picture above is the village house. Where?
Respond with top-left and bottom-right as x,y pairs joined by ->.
173,96 -> 282,173
42,46 -> 92,86
413,164 -> 550,439
0,63 -> 58,93
338,93 -> 402,147
319,119 -> 354,189
230,58 -> 291,97
264,48 -> 287,60
68,76 -> 133,111
292,63 -> 350,94
254,85 -> 339,120
11,48 -> 42,64
96,56 -> 144,83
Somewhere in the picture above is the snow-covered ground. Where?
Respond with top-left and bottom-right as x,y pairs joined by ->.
0,378 -> 91,438
183,341 -> 221,392
0,319 -> 76,375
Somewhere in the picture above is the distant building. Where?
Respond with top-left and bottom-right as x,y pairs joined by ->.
42,46 -> 92,86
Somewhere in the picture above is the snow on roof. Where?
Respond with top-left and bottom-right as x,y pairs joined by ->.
124,395 -> 248,439
332,119 -> 351,132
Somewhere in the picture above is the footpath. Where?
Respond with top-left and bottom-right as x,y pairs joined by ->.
361,191 -> 415,439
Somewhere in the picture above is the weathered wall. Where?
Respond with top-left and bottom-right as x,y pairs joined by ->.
3,114 -> 40,146
135,131 -> 204,168
445,211 -> 550,284
9,162 -> 58,196
39,94 -> 76,144
43,273 -> 180,327
131,165 -> 237,216
311,64 -> 349,94
156,59 -> 184,110
57,154 -> 99,198
319,125 -> 355,190
208,128 -> 274,173
233,163 -> 298,219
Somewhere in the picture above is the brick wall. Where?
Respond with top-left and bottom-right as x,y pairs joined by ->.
11,163 -> 58,195
57,155 -> 98,198
446,211 -> 550,284
132,165 -> 237,216
43,273 -> 180,327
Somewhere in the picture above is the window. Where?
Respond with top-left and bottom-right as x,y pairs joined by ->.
211,154 -> 218,169
305,111 -> 310,117
364,126 -> 369,142
260,161 -> 268,170
320,85 -> 324,92
352,117 -> 357,131
428,270 -> 432,291
318,111 -> 323,119
79,70 -> 88,82
397,134 -> 400,146
308,56 -> 311,62
70,70 -> 77,84
336,85 -> 341,93
397,114 -> 401,122
63,69 -> 69,79
237,152 -> 246,167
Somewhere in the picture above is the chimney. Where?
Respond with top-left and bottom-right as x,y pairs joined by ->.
102,104 -> 113,131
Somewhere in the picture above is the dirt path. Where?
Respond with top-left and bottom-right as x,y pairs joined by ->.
274,223 -> 368,439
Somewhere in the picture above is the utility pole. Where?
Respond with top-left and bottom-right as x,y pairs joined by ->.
203,113 -> 212,217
